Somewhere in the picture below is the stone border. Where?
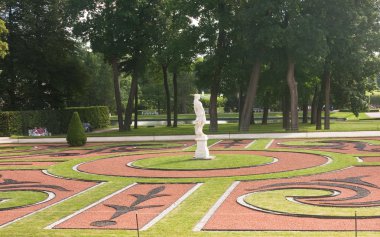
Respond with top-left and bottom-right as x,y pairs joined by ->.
245,140 -> 256,149
265,139 -> 274,149
140,183 -> 203,230
193,181 -> 240,231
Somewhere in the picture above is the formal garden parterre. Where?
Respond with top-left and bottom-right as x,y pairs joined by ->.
1,138 -> 380,236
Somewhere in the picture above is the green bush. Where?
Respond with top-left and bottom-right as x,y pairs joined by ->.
0,112 -> 22,136
370,94 -> 380,107
60,106 -> 110,133
66,112 -> 87,146
65,106 -> 110,128
0,106 -> 109,136
200,96 -> 226,108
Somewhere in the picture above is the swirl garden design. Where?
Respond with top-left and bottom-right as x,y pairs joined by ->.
0,138 -> 380,236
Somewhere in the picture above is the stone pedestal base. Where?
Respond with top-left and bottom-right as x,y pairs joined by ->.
194,135 -> 214,159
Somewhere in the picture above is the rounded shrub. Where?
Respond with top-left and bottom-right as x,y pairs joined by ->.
66,112 -> 87,147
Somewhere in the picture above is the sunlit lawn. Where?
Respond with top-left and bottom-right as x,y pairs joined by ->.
90,119 -> 380,137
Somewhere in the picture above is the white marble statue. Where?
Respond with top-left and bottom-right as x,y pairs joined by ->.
194,94 -> 206,138
193,94 -> 213,159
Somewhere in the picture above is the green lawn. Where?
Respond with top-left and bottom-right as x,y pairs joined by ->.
89,120 -> 380,137
0,191 -> 48,210
330,111 -> 370,120
132,154 -> 273,170
111,111 -> 367,121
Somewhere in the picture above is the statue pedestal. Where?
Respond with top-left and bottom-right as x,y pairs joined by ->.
194,135 -> 214,160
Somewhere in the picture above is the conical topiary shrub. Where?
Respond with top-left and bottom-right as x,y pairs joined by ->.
66,112 -> 87,146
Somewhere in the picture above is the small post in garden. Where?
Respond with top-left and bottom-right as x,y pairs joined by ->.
193,94 -> 214,159
355,211 -> 358,237
135,212 -> 140,237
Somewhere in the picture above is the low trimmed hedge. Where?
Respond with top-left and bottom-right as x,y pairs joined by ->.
0,106 -> 109,136
0,112 -> 22,136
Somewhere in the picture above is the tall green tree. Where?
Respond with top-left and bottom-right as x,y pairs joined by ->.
279,0 -> 328,131
70,50 -> 115,110
0,19 -> 7,58
0,0 -> 88,110
190,0 -> 237,132
71,0 -> 158,131
70,0 -> 131,130
238,0 -> 283,131
120,1 -> 158,131
154,0 -> 197,127
320,0 -> 380,129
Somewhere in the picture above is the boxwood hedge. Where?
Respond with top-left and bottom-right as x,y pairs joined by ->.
0,106 -> 109,136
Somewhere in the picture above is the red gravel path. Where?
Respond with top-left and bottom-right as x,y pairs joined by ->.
77,151 -> 328,178
0,161 -> 57,167
210,140 -> 254,150
55,183 -> 196,230
360,157 -> 380,162
270,138 -> 380,154
203,166 -> 380,231
0,170 -> 98,227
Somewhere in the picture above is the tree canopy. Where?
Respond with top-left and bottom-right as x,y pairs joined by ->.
1,0 -> 380,133
0,19 -> 8,58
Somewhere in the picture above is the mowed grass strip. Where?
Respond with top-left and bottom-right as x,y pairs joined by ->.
0,191 -> 48,210
132,154 -> 274,170
279,138 -> 380,147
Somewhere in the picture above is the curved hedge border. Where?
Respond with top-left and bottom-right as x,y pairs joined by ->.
0,106 -> 109,136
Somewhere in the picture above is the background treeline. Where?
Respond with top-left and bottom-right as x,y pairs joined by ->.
1,0 -> 380,133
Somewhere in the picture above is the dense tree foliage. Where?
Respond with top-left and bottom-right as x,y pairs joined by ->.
154,0 -> 198,127
0,19 -> 7,58
70,0 -> 161,131
1,0 -> 380,133
71,50 -> 115,110
0,0 -> 88,110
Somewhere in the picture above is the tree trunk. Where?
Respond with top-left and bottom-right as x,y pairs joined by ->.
282,91 -> 290,130
250,111 -> 255,125
209,1 -> 227,133
6,5 -> 16,110
157,91 -> 161,115
172,69 -> 178,128
111,59 -> 124,131
286,59 -> 298,131
162,65 -> 171,127
324,69 -> 331,130
209,82 -> 220,133
239,61 -> 261,131
7,62 -> 17,109
134,86 -> 138,129
209,42 -> 224,133
262,107 -> 269,125
310,86 -> 318,124
316,102 -> 323,130
302,102 -> 308,124
315,84 -> 323,130
124,68 -> 139,131
238,86 -> 244,128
